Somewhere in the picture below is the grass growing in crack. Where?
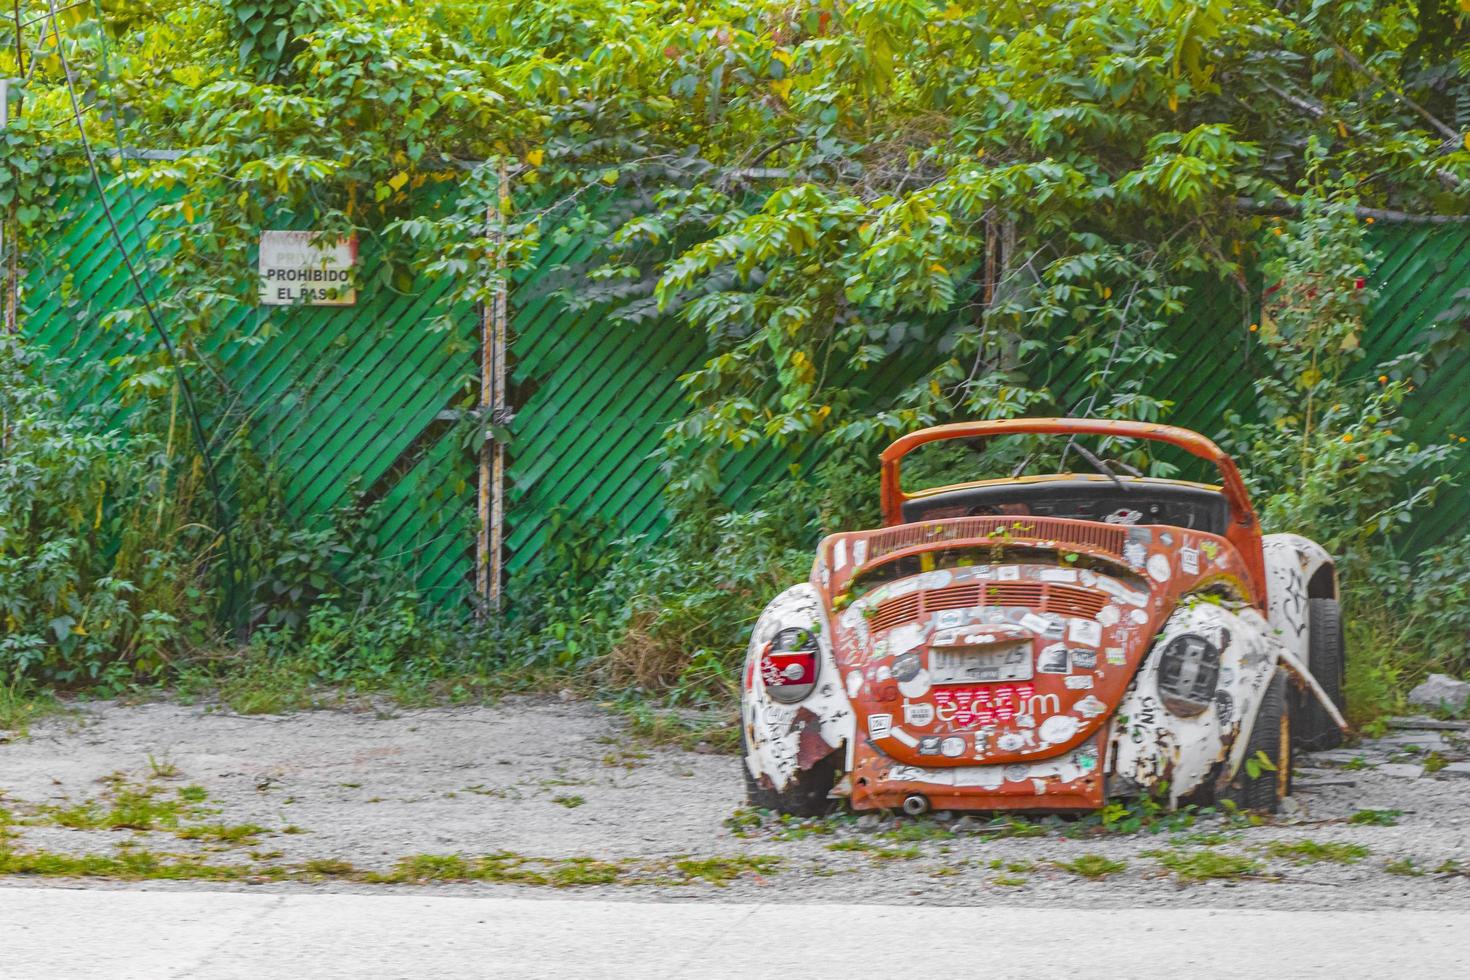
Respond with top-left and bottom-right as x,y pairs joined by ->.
146,754 -> 180,779
302,858 -> 357,876
175,823 -> 268,844
44,787 -> 189,833
671,855 -> 781,885
1422,752 -> 1448,773
986,859 -> 1036,873
177,786 -> 209,804
1151,849 -> 1263,883
1264,840 -> 1370,865
992,874 -> 1027,886
552,795 -> 585,809
1348,808 -> 1402,826
1384,858 -> 1424,876
1057,854 -> 1127,879
0,848 -> 263,881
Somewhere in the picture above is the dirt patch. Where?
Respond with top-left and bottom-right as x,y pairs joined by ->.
2,697 -> 1469,907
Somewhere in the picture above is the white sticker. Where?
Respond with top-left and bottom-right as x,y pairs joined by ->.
1123,541 -> 1146,568
935,609 -> 965,629
1129,608 -> 1149,625
897,670 -> 932,699
867,713 -> 893,739
1073,694 -> 1107,718
1068,618 -> 1102,647
954,767 -> 1005,790
997,565 -> 1021,581
1105,647 -> 1127,666
1020,612 -> 1052,634
1181,547 -> 1200,575
887,622 -> 926,652
845,672 -> 863,698
941,736 -> 966,758
1040,567 -> 1078,583
903,701 -> 935,726
1064,675 -> 1094,690
1096,577 -> 1148,606
1037,644 -> 1071,674
1097,604 -> 1120,626
1147,553 -> 1172,583
1038,714 -> 1081,744
833,538 -> 847,570
853,539 -> 868,566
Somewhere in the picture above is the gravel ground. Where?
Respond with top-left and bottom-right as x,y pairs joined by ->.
2,696 -> 1469,907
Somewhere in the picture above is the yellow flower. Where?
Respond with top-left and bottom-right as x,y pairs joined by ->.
1378,375 -> 1388,383
1342,434 -> 1353,442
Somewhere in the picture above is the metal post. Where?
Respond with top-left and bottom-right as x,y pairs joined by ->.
1,75 -> 12,336
476,161 -> 510,615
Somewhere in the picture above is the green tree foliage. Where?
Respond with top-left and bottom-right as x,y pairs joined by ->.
6,2 -> 1466,471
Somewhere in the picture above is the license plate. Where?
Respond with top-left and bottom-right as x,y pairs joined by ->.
930,642 -> 1033,684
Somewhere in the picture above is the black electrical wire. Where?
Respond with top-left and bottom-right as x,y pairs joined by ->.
43,0 -> 239,615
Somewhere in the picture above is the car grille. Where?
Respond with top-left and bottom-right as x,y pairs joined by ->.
868,582 -> 1108,634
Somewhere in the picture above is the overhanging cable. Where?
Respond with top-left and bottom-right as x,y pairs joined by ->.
43,0 -> 238,615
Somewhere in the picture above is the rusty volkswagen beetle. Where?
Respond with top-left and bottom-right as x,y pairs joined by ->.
741,419 -> 1348,816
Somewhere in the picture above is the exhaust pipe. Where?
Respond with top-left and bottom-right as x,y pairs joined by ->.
901,794 -> 930,817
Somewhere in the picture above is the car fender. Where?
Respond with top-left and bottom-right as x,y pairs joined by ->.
1262,533 -> 1335,662
741,584 -> 855,792
1109,599 -> 1281,805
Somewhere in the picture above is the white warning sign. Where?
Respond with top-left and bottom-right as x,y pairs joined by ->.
258,231 -> 357,306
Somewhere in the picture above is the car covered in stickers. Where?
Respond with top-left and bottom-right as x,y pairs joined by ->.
741,419 -> 1349,816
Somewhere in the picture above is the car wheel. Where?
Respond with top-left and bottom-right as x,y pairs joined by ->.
1222,670 -> 1292,813
740,725 -> 840,817
1290,597 -> 1347,753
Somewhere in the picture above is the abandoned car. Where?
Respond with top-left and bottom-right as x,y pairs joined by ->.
741,418 -> 1348,816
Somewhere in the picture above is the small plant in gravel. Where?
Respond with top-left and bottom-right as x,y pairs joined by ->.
1263,840 -> 1370,865
552,795 -> 585,809
302,858 -> 357,876
1422,752 -> 1449,773
1057,854 -> 1127,879
1384,858 -> 1424,876
175,823 -> 269,844
724,807 -> 765,836
878,821 -> 957,844
1151,848 -> 1264,884
1348,808 -> 1402,826
1342,756 -> 1373,771
177,786 -> 209,804
991,874 -> 1028,887
671,855 -> 781,885
870,846 -> 922,861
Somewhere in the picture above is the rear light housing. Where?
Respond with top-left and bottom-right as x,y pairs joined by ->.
760,627 -> 819,703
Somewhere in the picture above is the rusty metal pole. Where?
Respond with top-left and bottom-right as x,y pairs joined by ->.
490,160 -> 509,612
476,161 -> 510,616
1,75 -> 14,336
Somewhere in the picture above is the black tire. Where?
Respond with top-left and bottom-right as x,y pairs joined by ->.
740,724 -> 841,817
1290,597 -> 1347,753
1222,670 -> 1292,813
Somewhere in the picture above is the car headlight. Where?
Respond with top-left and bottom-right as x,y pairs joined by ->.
1156,631 -> 1221,717
759,627 -> 819,703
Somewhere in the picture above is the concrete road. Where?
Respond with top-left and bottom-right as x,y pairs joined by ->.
0,887 -> 1465,979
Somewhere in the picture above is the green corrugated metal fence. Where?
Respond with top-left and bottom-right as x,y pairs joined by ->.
20,182 -> 1470,614
23,181 -> 479,609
